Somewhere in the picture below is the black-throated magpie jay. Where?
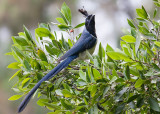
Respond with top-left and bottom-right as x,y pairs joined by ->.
18,9 -> 97,113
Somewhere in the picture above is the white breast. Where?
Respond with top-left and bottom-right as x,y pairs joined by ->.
78,41 -> 97,60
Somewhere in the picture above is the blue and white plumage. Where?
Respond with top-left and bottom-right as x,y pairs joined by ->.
18,9 -> 97,113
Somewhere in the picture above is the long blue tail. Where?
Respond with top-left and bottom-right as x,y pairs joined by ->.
18,55 -> 78,113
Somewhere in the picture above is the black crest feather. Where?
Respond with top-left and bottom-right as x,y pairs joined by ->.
78,9 -> 89,17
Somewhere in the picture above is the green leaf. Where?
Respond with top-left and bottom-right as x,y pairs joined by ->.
129,102 -> 135,109
18,32 -> 26,38
136,18 -> 146,21
131,28 -> 137,38
142,6 -> 148,18
98,43 -> 105,60
36,28 -> 50,37
106,44 -> 114,52
107,52 -> 120,60
66,111 -> 72,114
48,111 -> 61,114
31,59 -> 41,70
152,63 -> 160,71
109,76 -> 117,84
79,70 -> 86,81
12,46 -> 29,61
135,78 -> 145,88
76,79 -> 87,86
5,52 -> 12,55
153,20 -> 159,28
68,39 -> 73,47
74,22 -> 85,29
107,51 -> 132,62
102,87 -> 110,97
23,25 -> 33,41
86,50 -> 94,61
39,61 -> 48,70
138,26 -> 149,34
88,85 -> 97,97
37,99 -> 60,110
115,103 -> 125,114
58,24 -> 70,30
37,49 -> 48,62
112,68 -> 118,78
88,104 -> 98,114
154,2 -> 160,7
61,34 -> 70,50
45,45 -> 60,56
61,99 -> 73,110
127,94 -> 140,103
94,58 -> 101,68
35,31 -> 39,43
153,8 -> 157,18
13,36 -> 29,46
35,28 -> 55,40
136,7 -> 148,19
21,78 -> 31,88
55,89 -> 63,96
44,102 -> 60,110
87,66 -> 95,83
9,70 -> 21,81
63,83 -> 70,90
144,70 -> 154,77
11,49 -> 20,63
12,47 -> 25,60
135,33 -> 141,53
123,47 -> 130,57
59,10 -> 68,25
154,41 -> 160,47
7,62 -> 20,69
153,0 -> 158,2
115,87 -> 128,100
61,2 -> 72,25
56,17 -> 66,25
39,23 -> 51,30
12,88 -> 20,93
121,35 -> 136,43
149,97 -> 160,112
124,65 -> 130,80
137,98 -> 144,108
62,89 -> 72,98
37,99 -> 48,106
92,68 -> 102,80
8,95 -> 23,101
23,60 -> 31,71
156,79 -> 160,90
127,19 -> 135,28
52,40 -> 62,49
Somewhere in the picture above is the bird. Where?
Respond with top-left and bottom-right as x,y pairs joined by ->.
18,9 -> 97,113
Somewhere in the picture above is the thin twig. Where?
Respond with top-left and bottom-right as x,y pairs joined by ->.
158,51 -> 160,66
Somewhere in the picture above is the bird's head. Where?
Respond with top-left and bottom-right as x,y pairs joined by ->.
85,14 -> 96,37
79,9 -> 96,37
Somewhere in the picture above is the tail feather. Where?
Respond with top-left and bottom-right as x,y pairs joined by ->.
18,55 -> 78,113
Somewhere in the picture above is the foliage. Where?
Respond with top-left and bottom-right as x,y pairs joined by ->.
7,1 -> 160,113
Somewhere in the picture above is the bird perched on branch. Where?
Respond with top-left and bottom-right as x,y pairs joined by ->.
18,9 -> 97,113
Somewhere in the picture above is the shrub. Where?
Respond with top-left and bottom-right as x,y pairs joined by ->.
7,1 -> 160,113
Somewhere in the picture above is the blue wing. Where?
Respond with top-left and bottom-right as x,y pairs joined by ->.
59,28 -> 97,61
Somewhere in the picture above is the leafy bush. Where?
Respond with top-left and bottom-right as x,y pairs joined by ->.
7,1 -> 160,113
